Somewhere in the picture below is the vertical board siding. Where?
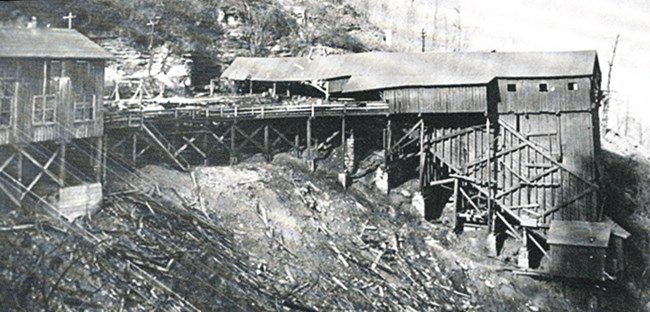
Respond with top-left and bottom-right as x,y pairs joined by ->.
498,77 -> 592,113
386,85 -> 487,114
1,58 -> 106,145
560,112 -> 596,181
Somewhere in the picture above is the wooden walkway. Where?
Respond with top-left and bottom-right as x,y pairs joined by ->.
104,100 -> 390,129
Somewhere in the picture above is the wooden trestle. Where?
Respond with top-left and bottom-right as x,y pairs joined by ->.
0,138 -> 102,209
103,102 -> 601,268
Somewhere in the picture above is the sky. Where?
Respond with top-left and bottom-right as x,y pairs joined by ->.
368,0 -> 649,126
456,0 -> 650,123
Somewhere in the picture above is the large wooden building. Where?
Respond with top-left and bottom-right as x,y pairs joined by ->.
222,51 -> 601,182
222,51 -> 628,279
0,27 -> 112,218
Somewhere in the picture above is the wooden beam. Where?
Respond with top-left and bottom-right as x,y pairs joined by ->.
181,136 -> 207,158
264,125 -> 270,161
141,124 -> 188,171
306,117 -> 312,159
428,177 -> 456,187
209,129 -> 232,152
390,119 -> 422,153
0,174 -> 21,207
527,231 -> 551,260
453,178 -> 460,230
21,150 -> 59,200
495,211 -> 522,241
541,187 -> 596,218
59,143 -> 66,186
16,147 -> 64,187
269,125 -> 299,149
234,125 -> 265,152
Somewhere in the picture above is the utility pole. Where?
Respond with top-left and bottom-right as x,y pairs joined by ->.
421,28 -> 426,52
63,12 -> 76,29
147,15 -> 161,77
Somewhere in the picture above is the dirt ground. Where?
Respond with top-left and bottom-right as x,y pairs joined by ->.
100,148 -> 643,311
1,144 -> 647,310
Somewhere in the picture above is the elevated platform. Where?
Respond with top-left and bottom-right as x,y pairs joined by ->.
104,97 -> 390,130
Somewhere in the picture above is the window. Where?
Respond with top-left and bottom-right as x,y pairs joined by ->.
0,96 -> 11,126
568,82 -> 578,91
46,60 -> 63,94
0,80 -> 14,126
539,83 -> 549,92
507,83 -> 517,92
74,94 -> 95,121
33,95 -> 56,124
73,61 -> 96,122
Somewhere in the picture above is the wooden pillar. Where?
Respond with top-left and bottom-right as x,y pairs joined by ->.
341,116 -> 346,168
203,129 -> 209,166
453,178 -> 460,231
94,136 -> 103,183
306,117 -> 312,159
418,119 -> 426,190
294,132 -> 300,158
59,142 -> 66,187
306,117 -> 314,171
249,80 -> 253,95
230,122 -> 238,165
132,132 -> 138,165
16,147 -> 23,184
264,125 -> 270,162
486,117 -> 493,233
102,135 -> 107,183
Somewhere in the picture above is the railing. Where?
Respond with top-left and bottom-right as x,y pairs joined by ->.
104,101 -> 390,128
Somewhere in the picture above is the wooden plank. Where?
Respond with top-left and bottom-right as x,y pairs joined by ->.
21,149 -> 58,200
542,187 -> 596,218
17,147 -> 64,187
495,211 -> 522,241
142,124 -> 188,171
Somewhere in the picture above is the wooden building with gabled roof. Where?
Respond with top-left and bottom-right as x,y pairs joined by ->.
221,51 -> 623,279
0,26 -> 112,219
222,50 -> 601,182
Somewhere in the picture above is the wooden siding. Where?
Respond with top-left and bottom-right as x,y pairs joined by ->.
0,58 -> 104,145
497,77 -> 593,113
429,120 -> 599,223
500,111 -> 597,182
327,77 -> 349,93
559,112 -> 597,181
385,86 -> 487,114
549,246 -> 605,279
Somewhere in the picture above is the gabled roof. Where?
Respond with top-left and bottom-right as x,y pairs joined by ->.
220,50 -> 599,93
0,27 -> 113,59
547,220 -> 611,248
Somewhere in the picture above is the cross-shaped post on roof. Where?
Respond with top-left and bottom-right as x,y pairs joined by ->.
63,12 -> 76,29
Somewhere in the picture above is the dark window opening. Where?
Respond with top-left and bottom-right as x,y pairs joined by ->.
568,82 -> 578,91
0,80 -> 14,126
33,95 -> 56,124
0,97 -> 11,126
507,83 -> 517,92
73,61 -> 96,122
74,94 -> 95,122
539,83 -> 549,92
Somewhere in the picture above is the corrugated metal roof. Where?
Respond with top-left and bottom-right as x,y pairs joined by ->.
220,50 -> 598,92
0,27 -> 113,59
547,220 -> 611,248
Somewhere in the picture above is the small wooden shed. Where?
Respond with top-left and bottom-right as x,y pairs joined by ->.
547,220 -> 629,280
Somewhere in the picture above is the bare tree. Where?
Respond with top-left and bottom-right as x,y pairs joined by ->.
602,34 -> 620,130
